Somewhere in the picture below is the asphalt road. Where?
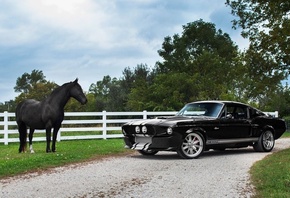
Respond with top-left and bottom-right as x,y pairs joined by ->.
1,138 -> 290,198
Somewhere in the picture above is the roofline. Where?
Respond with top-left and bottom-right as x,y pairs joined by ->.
188,100 -> 248,106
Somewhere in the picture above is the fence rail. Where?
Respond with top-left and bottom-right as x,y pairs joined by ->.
0,111 -> 178,145
0,110 -> 278,145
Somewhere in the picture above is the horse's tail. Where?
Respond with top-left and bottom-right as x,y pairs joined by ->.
18,122 -> 27,153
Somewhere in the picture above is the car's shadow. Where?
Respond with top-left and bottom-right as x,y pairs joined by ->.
130,148 -> 258,161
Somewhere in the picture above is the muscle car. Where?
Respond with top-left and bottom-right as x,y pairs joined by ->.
122,101 -> 286,159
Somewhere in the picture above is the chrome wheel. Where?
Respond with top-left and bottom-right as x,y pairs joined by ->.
177,132 -> 205,159
262,131 -> 274,150
253,130 -> 275,152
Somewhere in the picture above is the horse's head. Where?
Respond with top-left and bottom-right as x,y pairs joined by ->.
70,78 -> 88,105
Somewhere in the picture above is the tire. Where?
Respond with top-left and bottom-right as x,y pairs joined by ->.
138,150 -> 159,156
253,130 -> 275,152
177,132 -> 205,159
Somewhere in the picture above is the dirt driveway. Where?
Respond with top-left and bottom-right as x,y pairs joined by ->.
1,138 -> 290,198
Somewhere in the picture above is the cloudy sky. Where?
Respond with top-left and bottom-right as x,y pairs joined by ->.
0,0 -> 248,103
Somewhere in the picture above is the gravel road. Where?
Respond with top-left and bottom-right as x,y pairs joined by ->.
1,138 -> 290,198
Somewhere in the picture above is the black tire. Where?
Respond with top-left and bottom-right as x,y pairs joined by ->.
138,150 -> 159,155
177,132 -> 205,159
253,130 -> 275,152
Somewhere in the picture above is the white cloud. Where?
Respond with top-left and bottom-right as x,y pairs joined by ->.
0,0 -> 249,102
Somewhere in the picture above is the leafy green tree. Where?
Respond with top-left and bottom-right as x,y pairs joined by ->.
125,64 -> 156,111
89,75 -> 126,111
226,0 -> 290,68
14,70 -> 58,104
0,100 -> 16,112
14,69 -> 47,93
147,20 -> 239,110
157,19 -> 238,73
235,46 -> 287,104
262,84 -> 290,117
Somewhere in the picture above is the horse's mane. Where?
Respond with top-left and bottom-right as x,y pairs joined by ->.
49,81 -> 73,97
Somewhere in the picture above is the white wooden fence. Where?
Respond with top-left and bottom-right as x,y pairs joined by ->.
0,110 -> 278,145
0,111 -> 177,145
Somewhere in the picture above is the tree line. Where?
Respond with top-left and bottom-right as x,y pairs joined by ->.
1,1 -> 289,117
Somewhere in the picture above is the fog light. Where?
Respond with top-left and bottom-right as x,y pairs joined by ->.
142,126 -> 147,134
167,127 -> 173,135
135,126 -> 140,133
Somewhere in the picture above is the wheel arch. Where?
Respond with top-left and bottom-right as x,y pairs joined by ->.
262,125 -> 276,137
185,127 -> 207,141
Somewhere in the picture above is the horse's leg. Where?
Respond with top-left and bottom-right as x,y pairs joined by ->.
28,128 -> 35,153
18,122 -> 27,153
46,128 -> 52,153
52,125 -> 61,152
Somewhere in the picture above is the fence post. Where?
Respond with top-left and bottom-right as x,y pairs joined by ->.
143,110 -> 147,119
4,111 -> 8,145
275,111 -> 279,118
102,110 -> 107,139
57,129 -> 61,142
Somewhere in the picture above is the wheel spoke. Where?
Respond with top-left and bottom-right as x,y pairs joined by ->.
179,133 -> 204,158
262,131 -> 274,150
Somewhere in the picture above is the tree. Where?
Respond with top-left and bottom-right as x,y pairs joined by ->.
89,75 -> 126,111
124,64 -> 156,111
14,70 -> 58,104
14,69 -> 47,93
149,20 -> 239,109
157,19 -> 238,73
226,0 -> 290,68
235,46 -> 287,105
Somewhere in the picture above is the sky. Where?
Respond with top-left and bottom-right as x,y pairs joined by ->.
0,0 -> 249,103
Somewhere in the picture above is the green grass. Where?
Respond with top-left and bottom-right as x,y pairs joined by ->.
0,138 -> 131,179
250,132 -> 290,197
282,131 -> 290,138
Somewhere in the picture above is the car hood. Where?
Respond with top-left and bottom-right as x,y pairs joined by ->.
124,115 -> 215,127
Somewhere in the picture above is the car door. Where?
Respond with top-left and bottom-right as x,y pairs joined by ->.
210,104 -> 252,139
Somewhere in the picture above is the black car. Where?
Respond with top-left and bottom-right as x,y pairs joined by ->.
122,101 -> 286,159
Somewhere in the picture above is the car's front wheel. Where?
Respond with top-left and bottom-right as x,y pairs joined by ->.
253,130 -> 275,152
177,132 -> 205,159
138,150 -> 159,155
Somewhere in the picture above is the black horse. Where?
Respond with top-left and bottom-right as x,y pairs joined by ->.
16,79 -> 87,153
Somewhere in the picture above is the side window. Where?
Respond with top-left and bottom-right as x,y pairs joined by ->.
225,105 -> 248,119
235,106 -> 248,119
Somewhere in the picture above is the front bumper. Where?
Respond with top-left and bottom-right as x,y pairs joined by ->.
124,133 -> 182,151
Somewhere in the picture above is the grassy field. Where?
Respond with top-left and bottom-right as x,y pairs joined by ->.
0,138 -> 131,179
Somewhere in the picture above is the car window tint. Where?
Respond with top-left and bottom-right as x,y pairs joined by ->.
226,105 -> 248,119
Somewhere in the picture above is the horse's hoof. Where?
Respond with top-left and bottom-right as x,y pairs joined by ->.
30,150 -> 35,154
46,150 -> 51,153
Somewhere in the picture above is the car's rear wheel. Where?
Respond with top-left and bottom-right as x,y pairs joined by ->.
177,132 -> 205,159
138,150 -> 158,155
253,130 -> 275,152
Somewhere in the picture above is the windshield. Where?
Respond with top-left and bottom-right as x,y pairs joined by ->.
177,102 -> 223,118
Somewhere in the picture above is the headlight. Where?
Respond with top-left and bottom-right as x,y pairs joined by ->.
135,126 -> 140,133
167,127 -> 173,135
142,126 -> 147,134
